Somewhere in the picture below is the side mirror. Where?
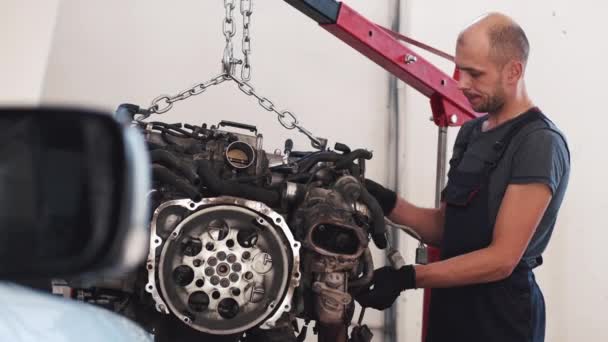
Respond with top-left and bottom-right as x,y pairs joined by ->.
0,107 -> 150,280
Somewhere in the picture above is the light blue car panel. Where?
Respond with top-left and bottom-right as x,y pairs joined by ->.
0,282 -> 152,342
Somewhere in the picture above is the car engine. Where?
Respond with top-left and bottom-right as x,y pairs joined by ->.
56,110 -> 388,342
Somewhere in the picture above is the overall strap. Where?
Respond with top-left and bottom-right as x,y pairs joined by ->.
484,108 -> 546,170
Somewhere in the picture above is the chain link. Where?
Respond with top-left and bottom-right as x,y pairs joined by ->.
240,0 -> 253,81
147,74 -> 229,114
229,74 -> 326,149
222,0 -> 237,75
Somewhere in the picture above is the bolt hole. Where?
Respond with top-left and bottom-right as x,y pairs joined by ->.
147,264 -> 153,270
212,291 -> 221,300
275,217 -> 282,223
368,31 -> 373,37
441,79 -> 446,86
189,203 -> 195,208
206,242 -> 215,251
154,238 -> 160,244
294,272 -> 300,278
226,239 -> 235,248
195,279 -> 204,287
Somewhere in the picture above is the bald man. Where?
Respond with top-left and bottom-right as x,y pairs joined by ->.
356,13 -> 570,341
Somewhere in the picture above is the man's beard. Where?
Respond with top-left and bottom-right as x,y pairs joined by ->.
474,82 -> 506,114
476,94 -> 505,114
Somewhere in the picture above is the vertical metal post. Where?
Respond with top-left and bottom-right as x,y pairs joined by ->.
384,1 -> 401,341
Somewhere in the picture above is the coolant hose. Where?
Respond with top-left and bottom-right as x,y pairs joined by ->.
197,160 -> 280,207
359,187 -> 387,249
152,164 -> 201,201
150,149 -> 200,186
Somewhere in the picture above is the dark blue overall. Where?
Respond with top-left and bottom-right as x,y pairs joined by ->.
426,110 -> 546,342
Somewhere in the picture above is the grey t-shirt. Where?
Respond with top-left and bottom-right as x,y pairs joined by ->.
447,109 -> 570,260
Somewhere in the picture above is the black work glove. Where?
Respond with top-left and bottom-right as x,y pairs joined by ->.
354,265 -> 416,310
364,179 -> 397,216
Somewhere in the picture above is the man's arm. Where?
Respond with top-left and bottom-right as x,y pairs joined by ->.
388,198 -> 446,247
414,183 -> 552,288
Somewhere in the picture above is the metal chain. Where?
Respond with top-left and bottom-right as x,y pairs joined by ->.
222,0 -> 238,75
240,0 -> 253,81
140,0 -> 327,150
229,74 -> 327,149
147,73 -> 229,114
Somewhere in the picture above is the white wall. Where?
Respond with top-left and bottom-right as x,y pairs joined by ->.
396,1 -> 608,341
0,0 -> 60,104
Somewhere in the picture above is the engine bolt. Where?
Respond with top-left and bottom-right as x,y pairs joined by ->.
227,254 -> 237,263
193,259 -> 202,267
207,257 -> 218,267
205,267 -> 215,277
242,251 -> 251,260
217,251 -> 227,261
229,273 -> 239,282
195,279 -> 205,288
220,278 -> 230,288
232,263 -> 242,272
206,242 -> 215,251
244,271 -> 254,281
210,276 -> 220,286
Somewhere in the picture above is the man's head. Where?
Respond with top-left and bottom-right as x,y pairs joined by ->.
455,12 -> 530,114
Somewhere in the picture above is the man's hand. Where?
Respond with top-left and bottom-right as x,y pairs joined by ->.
354,265 -> 416,310
364,179 -> 397,216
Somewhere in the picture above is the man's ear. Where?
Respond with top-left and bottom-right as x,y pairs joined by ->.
505,60 -> 524,84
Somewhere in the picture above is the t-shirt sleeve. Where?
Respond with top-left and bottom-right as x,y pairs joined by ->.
509,129 -> 569,194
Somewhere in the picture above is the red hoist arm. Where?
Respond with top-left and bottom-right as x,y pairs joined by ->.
284,0 -> 483,341
285,0 -> 481,125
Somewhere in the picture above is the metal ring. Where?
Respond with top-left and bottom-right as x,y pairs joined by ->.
240,0 -> 252,15
190,84 -> 207,95
175,90 -> 192,102
241,65 -> 252,83
150,95 -> 173,114
278,111 -> 297,129
223,19 -> 236,38
238,82 -> 254,95
259,97 -> 275,111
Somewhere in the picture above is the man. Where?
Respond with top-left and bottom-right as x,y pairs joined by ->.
356,12 -> 570,342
